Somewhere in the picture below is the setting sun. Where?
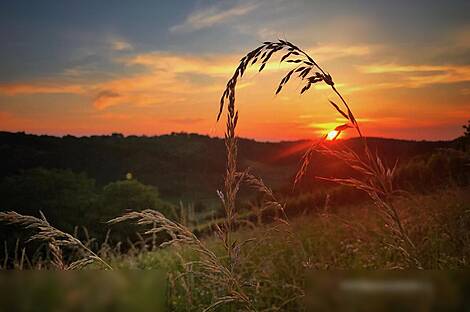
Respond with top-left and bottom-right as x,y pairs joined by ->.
326,130 -> 340,141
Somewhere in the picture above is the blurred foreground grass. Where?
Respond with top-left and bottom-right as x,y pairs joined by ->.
0,271 -> 166,312
2,271 -> 470,311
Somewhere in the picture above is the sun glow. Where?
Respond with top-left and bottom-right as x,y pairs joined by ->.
326,130 -> 340,141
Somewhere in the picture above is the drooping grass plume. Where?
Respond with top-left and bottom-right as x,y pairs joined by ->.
0,211 -> 112,270
217,39 -> 421,268
218,39 -> 361,137
108,209 -> 255,311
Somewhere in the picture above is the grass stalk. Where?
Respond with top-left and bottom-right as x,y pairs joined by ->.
0,211 -> 112,270
218,39 -> 421,268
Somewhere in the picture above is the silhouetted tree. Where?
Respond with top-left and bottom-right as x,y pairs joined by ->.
99,179 -> 171,220
463,120 -> 470,137
97,179 -> 175,243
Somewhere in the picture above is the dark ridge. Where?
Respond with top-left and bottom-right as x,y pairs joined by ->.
0,131 -> 457,201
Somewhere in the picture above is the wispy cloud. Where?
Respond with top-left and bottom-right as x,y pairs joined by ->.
111,39 -> 133,51
170,1 -> 260,33
123,51 -> 236,75
0,50 -> 262,110
91,52 -> 230,109
166,117 -> 204,125
93,47 -> 341,109
358,63 -> 470,88
307,44 -> 372,61
2,46 -> 468,141
0,83 -> 85,96
93,90 -> 121,109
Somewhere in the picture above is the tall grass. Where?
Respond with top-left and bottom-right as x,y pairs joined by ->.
218,39 -> 421,268
0,39 -> 442,309
0,211 -> 112,270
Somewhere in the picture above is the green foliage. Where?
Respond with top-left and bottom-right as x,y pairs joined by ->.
99,179 -> 171,221
396,148 -> 470,191
0,131 -> 227,201
97,179 -> 175,244
0,169 -> 175,258
0,168 -> 97,233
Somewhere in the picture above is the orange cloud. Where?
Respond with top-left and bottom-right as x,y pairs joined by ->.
0,83 -> 85,96
0,44 -> 374,110
92,50 -> 295,109
95,42 -> 375,110
306,44 -> 373,61
1,44 -> 468,142
122,51 -> 237,75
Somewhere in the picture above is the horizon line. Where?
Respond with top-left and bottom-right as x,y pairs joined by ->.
0,130 -> 459,144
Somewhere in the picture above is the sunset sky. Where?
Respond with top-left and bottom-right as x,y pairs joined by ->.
1,0 -> 469,141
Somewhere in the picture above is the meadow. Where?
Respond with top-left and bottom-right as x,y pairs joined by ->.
1,40 -> 470,311
1,188 -> 469,310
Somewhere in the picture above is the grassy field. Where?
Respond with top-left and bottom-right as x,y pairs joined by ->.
101,187 -> 469,310
120,188 -> 469,269
4,188 -> 468,311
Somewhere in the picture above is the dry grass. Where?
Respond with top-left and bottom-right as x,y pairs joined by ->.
0,211 -> 112,270
108,209 -> 255,311
217,39 -> 421,268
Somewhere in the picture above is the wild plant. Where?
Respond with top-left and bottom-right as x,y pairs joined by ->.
0,211 -> 112,270
218,39 -> 421,268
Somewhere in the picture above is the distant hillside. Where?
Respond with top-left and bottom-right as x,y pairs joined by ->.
0,131 -> 453,203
